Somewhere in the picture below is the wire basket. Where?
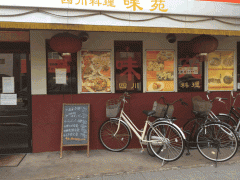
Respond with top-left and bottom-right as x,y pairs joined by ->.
192,96 -> 212,115
106,98 -> 121,118
152,101 -> 174,118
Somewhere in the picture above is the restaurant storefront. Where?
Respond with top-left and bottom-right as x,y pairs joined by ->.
0,0 -> 240,153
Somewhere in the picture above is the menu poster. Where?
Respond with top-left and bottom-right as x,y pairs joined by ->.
178,56 -> 203,92
146,50 -> 174,92
208,51 -> 234,91
81,51 -> 111,93
2,77 -> 14,93
55,68 -> 67,84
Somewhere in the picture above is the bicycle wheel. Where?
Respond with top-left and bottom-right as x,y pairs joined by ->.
147,122 -> 185,162
196,122 -> 238,162
183,118 -> 206,149
99,119 -> 131,152
147,123 -> 166,157
216,115 -> 237,129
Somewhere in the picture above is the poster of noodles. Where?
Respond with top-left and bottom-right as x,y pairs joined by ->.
81,51 -> 111,93
208,51 -> 234,91
146,50 -> 174,92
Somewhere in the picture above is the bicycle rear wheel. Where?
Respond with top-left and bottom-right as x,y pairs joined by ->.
196,122 -> 238,162
99,119 -> 131,152
147,122 -> 185,162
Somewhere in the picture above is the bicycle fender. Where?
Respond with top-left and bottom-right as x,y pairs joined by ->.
153,120 -> 186,140
110,118 -> 133,138
217,114 -> 237,128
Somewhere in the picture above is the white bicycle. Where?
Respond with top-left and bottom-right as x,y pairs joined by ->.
99,92 -> 186,162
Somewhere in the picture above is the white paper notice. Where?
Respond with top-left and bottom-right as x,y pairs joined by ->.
55,68 -> 67,84
0,94 -> 17,105
2,77 -> 14,93
238,83 -> 240,89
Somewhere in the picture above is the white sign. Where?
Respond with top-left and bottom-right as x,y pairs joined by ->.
2,77 -> 14,93
55,68 -> 67,84
0,0 -> 239,18
0,94 -> 17,105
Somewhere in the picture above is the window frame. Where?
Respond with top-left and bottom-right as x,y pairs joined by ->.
46,40 -> 78,95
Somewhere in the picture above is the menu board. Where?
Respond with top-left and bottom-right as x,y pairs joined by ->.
208,51 -> 234,91
81,51 -> 111,93
146,50 -> 174,92
60,103 -> 90,158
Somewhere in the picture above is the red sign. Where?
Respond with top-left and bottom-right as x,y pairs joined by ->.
198,0 -> 240,3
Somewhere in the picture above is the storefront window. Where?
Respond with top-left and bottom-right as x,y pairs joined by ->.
208,50 -> 234,91
81,51 -> 111,93
146,50 -> 174,92
177,41 -> 204,92
115,41 -> 142,93
46,41 -> 77,94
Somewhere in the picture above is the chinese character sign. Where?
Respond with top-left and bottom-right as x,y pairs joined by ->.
208,51 -> 234,91
81,51 -> 111,93
60,0 -> 169,12
146,50 -> 174,92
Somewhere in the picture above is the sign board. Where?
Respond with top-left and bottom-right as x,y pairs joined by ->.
0,0 -> 239,18
60,103 -> 90,158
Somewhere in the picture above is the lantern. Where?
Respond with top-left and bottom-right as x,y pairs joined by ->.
49,32 -> 82,53
191,35 -> 218,54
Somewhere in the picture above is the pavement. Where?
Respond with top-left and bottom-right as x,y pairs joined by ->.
1,148 -> 240,180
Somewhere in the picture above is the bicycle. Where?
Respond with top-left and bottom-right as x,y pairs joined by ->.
99,92 -> 186,162
217,90 -> 240,139
146,96 -> 188,157
183,92 -> 237,149
183,92 -> 238,162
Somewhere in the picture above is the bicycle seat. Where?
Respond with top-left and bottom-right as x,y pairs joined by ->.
143,110 -> 156,116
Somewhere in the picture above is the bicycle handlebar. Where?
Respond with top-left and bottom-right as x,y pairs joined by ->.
158,96 -> 188,107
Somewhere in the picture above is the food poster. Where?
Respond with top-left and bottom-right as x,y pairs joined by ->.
208,51 -> 234,91
178,56 -> 203,92
81,51 -> 111,93
146,50 -> 174,92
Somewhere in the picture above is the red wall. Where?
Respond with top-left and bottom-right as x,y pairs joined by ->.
32,91 -> 238,153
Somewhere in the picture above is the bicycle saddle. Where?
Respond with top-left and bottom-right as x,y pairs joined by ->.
142,110 -> 156,116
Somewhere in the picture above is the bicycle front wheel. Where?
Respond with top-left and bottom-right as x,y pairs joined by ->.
147,122 -> 185,162
196,122 -> 238,162
99,119 -> 131,152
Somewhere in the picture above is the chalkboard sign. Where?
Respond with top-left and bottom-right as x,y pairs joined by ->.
60,103 -> 90,158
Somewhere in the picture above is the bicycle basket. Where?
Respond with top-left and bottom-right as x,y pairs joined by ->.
106,98 -> 121,118
152,101 -> 174,118
192,96 -> 212,115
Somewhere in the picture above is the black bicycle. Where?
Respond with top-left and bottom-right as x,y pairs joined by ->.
183,92 -> 238,162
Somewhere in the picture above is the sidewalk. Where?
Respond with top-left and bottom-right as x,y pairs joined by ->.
1,148 -> 240,180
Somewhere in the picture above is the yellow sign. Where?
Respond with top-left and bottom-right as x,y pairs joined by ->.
208,51 -> 234,91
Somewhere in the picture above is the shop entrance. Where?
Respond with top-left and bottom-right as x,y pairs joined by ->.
0,41 -> 32,154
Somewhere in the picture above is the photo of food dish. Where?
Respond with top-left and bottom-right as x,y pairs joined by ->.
209,57 -> 221,67
148,82 -> 164,91
223,76 -> 233,84
223,56 -> 234,67
81,51 -> 111,92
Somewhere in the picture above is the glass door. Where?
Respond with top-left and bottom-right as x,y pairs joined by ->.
0,52 -> 32,154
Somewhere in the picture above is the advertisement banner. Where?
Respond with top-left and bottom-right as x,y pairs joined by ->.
146,50 -> 174,92
0,0 -> 239,18
81,51 -> 111,93
208,51 -> 234,91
